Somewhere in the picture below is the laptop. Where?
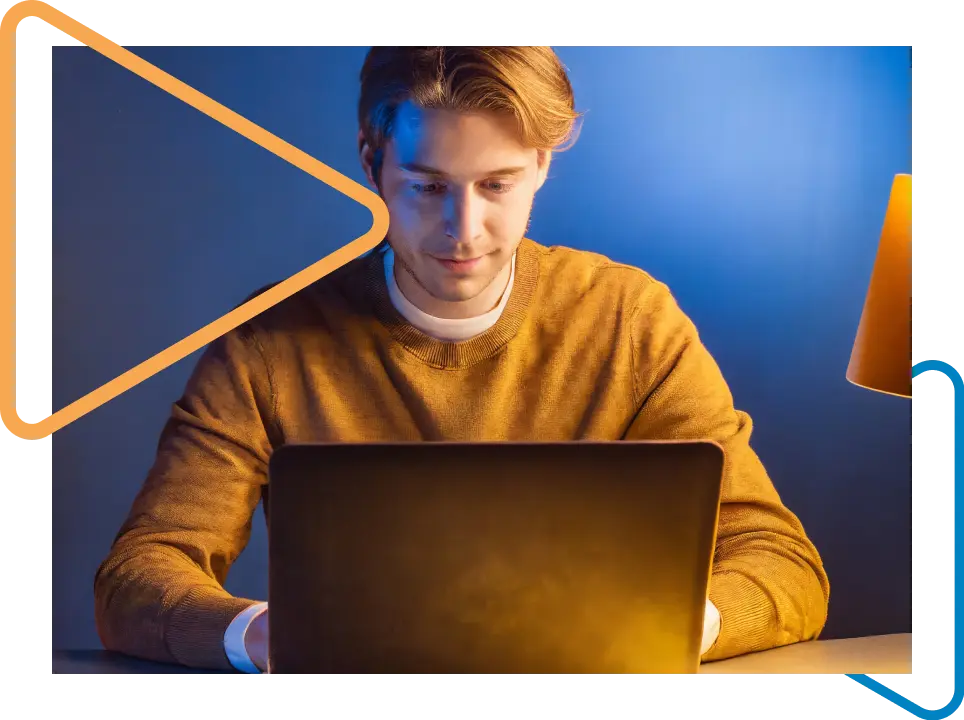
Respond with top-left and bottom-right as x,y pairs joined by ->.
266,440 -> 724,673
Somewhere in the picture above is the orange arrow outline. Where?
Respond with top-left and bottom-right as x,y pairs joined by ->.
0,1 -> 390,440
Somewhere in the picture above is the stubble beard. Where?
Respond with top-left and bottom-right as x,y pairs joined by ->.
396,251 -> 504,305
393,204 -> 533,305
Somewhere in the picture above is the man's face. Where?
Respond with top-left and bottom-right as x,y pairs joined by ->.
362,101 -> 549,312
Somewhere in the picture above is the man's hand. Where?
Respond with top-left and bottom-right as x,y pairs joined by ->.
244,609 -> 269,672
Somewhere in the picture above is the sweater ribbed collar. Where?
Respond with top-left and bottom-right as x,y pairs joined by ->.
363,238 -> 540,368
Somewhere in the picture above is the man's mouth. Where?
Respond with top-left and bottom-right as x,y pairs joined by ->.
431,255 -> 484,273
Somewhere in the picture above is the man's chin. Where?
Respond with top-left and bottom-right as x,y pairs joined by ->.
422,269 -> 501,300
427,281 -> 485,304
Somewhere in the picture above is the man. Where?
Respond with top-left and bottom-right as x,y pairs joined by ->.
94,46 -> 830,673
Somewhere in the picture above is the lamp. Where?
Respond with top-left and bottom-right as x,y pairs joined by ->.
846,174 -> 912,398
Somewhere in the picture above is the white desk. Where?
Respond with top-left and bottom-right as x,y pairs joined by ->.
699,633 -> 911,674
54,634 -> 911,673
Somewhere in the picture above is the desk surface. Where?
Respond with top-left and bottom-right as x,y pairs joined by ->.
699,633 -> 910,674
54,633 -> 910,674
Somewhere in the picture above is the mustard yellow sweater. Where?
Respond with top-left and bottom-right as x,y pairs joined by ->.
94,238 -> 830,670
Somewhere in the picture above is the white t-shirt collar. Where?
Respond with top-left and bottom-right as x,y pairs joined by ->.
382,245 -> 516,342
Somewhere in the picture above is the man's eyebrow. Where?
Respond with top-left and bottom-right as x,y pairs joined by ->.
397,163 -> 446,176
397,163 -> 528,177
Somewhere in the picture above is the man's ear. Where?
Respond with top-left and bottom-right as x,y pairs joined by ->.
535,149 -> 553,192
358,130 -> 378,190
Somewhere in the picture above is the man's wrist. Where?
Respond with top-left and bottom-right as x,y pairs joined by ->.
701,599 -> 721,657
224,602 -> 268,673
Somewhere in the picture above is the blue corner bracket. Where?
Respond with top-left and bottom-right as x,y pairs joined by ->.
847,360 -> 964,719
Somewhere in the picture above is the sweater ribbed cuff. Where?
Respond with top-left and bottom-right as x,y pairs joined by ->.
166,586 -> 263,670
704,569 -> 783,662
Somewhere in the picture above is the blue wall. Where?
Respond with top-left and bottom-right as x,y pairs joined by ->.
52,46 -> 910,649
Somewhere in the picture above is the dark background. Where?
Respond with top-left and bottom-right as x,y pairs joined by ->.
51,46 -> 911,649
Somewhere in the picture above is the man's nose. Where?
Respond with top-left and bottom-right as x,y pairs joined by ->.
443,187 -> 484,244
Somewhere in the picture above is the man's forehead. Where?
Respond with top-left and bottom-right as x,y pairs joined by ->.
389,102 -> 535,177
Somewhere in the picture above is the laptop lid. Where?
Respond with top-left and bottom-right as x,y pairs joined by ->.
266,440 -> 724,673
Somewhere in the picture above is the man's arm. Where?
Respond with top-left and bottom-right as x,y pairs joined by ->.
93,321 -> 276,670
626,278 -> 830,662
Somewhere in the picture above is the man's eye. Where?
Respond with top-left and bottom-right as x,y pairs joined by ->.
412,182 -> 444,195
486,181 -> 513,194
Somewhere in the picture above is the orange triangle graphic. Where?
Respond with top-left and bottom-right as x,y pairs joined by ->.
0,0 -> 390,440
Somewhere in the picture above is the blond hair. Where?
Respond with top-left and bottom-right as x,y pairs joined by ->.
358,47 -> 582,182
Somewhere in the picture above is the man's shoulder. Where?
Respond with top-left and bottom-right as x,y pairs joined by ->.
232,245 -> 377,331
526,239 -> 669,308
526,240 -> 697,351
242,242 -> 375,298
237,281 -> 282,308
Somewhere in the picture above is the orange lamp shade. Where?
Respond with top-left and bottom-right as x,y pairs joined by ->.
847,174 -> 912,398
